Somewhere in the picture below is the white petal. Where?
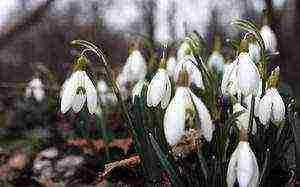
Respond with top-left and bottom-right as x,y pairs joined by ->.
260,25 -> 278,54
60,72 -> 79,113
244,94 -> 260,118
161,74 -> 172,109
269,88 -> 285,123
84,72 -> 97,114
227,144 -> 239,187
249,146 -> 260,187
237,53 -> 260,96
258,89 -> 273,125
237,142 -> 258,187
221,61 -> 239,96
72,92 -> 86,113
33,88 -> 45,102
147,69 -> 167,107
126,50 -> 147,82
166,57 -> 177,77
233,103 -> 257,135
189,90 -> 214,141
132,79 -> 145,103
25,87 -> 32,98
164,87 -> 189,146
207,51 -> 225,75
249,42 -> 261,63
97,80 -> 108,94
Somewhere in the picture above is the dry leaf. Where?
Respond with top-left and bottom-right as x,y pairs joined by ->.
99,155 -> 141,180
109,138 -> 132,154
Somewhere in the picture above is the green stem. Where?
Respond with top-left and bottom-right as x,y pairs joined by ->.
248,94 -> 255,135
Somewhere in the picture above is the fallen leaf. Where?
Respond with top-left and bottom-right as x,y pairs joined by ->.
99,155 -> 141,180
109,138 -> 132,154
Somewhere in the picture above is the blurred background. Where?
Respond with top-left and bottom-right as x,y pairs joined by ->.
0,0 -> 299,185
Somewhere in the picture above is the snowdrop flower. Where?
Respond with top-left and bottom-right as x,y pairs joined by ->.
233,103 -> 257,134
258,67 -> 285,125
174,55 -> 204,89
227,140 -> 259,187
221,40 -> 260,96
147,58 -> 171,109
61,70 -> 97,114
132,79 -> 147,104
260,25 -> 278,55
120,49 -> 147,83
164,68 -> 213,146
207,51 -> 225,80
25,78 -> 45,102
166,56 -> 177,78
258,87 -> 285,125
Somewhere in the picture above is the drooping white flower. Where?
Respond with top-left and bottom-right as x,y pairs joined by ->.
147,68 -> 171,109
260,25 -> 278,55
207,51 -> 225,79
221,52 -> 260,96
60,70 -> 97,114
164,86 -> 213,146
258,88 -> 285,125
132,79 -> 147,104
120,50 -> 147,83
233,103 -> 257,134
25,78 -> 45,102
174,55 -> 204,89
227,141 -> 259,187
166,56 -> 177,78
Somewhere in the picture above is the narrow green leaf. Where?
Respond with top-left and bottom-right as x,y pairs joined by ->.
148,133 -> 179,186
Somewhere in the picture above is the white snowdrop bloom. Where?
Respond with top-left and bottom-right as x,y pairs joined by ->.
164,86 -> 213,146
97,80 -> 109,94
121,50 -> 147,83
221,52 -> 260,96
260,25 -> 278,55
233,103 -> 257,134
227,141 -> 259,187
174,55 -> 204,89
207,51 -> 225,78
25,78 -> 45,102
249,42 -> 261,63
60,70 -> 97,114
147,68 -> 171,109
132,79 -> 147,104
166,57 -> 177,78
258,88 -> 285,125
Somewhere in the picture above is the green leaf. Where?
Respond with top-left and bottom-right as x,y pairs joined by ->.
148,133 -> 179,186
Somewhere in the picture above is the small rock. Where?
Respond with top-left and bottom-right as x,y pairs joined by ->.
33,160 -> 52,172
38,147 -> 58,159
56,155 -> 84,173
